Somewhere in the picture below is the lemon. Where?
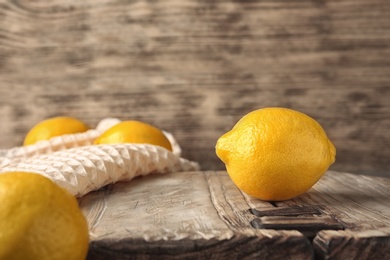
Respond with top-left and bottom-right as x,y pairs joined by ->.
0,172 -> 89,260
216,107 -> 336,201
23,116 -> 90,146
94,120 -> 172,151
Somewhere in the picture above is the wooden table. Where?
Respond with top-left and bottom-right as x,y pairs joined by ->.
80,170 -> 390,260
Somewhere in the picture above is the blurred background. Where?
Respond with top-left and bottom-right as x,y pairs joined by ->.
0,0 -> 388,176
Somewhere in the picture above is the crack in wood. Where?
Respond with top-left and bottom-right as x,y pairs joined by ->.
249,206 -> 322,217
249,205 -> 345,239
250,216 -> 344,238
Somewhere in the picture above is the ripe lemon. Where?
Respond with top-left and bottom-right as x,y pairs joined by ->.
0,172 -> 89,260
94,120 -> 172,151
216,107 -> 336,201
23,116 -> 90,146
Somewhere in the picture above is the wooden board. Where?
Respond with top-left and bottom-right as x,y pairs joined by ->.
80,170 -> 390,259
0,0 -> 389,176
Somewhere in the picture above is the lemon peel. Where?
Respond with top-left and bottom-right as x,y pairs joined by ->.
216,107 -> 336,201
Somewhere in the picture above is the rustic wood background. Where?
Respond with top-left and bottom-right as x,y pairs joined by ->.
81,170 -> 390,259
0,0 -> 389,176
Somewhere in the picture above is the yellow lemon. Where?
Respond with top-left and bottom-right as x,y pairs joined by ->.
216,107 -> 336,201
0,172 -> 89,260
94,120 -> 172,151
24,116 -> 90,146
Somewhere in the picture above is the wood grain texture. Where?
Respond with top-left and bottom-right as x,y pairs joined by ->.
271,171 -> 390,231
80,171 -> 313,259
80,170 -> 390,259
0,0 -> 389,175
313,228 -> 390,260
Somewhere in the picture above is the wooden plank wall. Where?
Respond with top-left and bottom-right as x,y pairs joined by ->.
0,0 -> 389,176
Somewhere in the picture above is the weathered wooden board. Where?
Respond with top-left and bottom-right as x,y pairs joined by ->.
80,171 -> 313,260
80,170 -> 390,259
314,228 -> 390,260
0,0 -> 389,176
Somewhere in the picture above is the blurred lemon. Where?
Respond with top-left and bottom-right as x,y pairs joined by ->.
23,116 -> 90,146
216,107 -> 336,201
0,172 -> 89,260
94,120 -> 172,151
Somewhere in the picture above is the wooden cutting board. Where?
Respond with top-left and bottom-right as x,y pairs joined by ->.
80,170 -> 390,259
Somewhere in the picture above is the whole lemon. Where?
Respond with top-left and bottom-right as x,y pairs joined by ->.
0,172 -> 89,260
216,107 -> 336,201
94,120 -> 172,151
24,116 -> 90,146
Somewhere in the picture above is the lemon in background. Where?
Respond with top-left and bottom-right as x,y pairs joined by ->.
23,116 -> 90,146
94,120 -> 172,151
216,107 -> 336,201
0,172 -> 89,260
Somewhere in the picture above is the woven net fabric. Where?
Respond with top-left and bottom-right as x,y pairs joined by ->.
0,118 -> 199,197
